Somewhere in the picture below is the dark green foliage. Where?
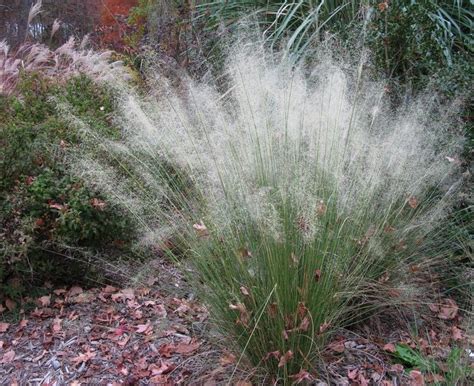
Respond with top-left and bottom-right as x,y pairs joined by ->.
0,74 -> 135,298
392,344 -> 473,384
393,344 -> 438,372
194,1 -> 473,95
365,1 -> 473,94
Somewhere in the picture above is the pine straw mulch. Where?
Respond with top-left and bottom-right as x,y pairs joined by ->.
0,261 -> 472,385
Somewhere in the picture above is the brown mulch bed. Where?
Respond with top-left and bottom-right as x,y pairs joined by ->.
1,262 -> 472,385
0,281 -> 239,385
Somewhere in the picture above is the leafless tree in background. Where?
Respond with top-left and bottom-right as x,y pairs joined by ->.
0,0 -> 101,48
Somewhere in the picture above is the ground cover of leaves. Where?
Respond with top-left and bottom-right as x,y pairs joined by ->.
0,264 -> 472,385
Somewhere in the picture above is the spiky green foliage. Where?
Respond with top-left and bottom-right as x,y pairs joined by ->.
69,40 -> 465,380
195,1 -> 472,63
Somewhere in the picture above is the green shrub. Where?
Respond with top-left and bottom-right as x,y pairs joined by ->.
0,74 -> 135,298
365,0 -> 473,92
194,1 -> 473,93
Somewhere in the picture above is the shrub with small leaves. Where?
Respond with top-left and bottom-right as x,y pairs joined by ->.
0,74 -> 135,298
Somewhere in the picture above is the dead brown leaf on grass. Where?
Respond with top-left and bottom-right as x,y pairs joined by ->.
263,350 -> 281,361
314,269 -> 321,282
408,196 -> 419,209
319,321 -> 330,334
327,339 -> 345,353
290,369 -> 314,383
229,302 -> 250,327
298,316 -> 310,332
240,286 -> 250,296
278,350 -> 294,367
267,302 -> 278,318
193,221 -> 209,237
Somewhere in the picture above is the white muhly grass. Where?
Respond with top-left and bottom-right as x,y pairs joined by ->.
68,41 -> 464,375
103,50 -> 459,232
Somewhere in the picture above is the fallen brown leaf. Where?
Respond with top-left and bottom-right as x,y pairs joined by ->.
68,286 -> 83,297
426,374 -> 445,383
327,340 -> 345,353
158,344 -> 175,358
135,321 -> 153,335
316,200 -> 327,216
37,295 -> 51,307
0,322 -> 9,333
174,340 -> 201,356
90,197 -> 107,210
240,286 -> 250,296
149,360 -> 175,375
220,352 -> 236,366
5,298 -> 16,311
0,350 -> 16,364
263,350 -> 280,361
238,247 -> 252,259
52,318 -> 62,333
319,321 -> 330,334
298,316 -> 310,332
408,196 -> 419,209
297,302 -> 308,318
383,343 -> 396,353
193,221 -> 209,237
278,350 -> 294,368
53,288 -> 67,296
314,269 -> 321,282
267,302 -> 278,318
348,368 -> 359,380
72,349 -> 96,366
438,299 -> 458,320
229,303 -> 250,327
409,370 -> 425,386
452,326 -> 463,341
390,364 -> 404,373
290,369 -> 314,383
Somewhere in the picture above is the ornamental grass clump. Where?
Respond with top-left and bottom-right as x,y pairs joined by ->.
69,41 -> 464,380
